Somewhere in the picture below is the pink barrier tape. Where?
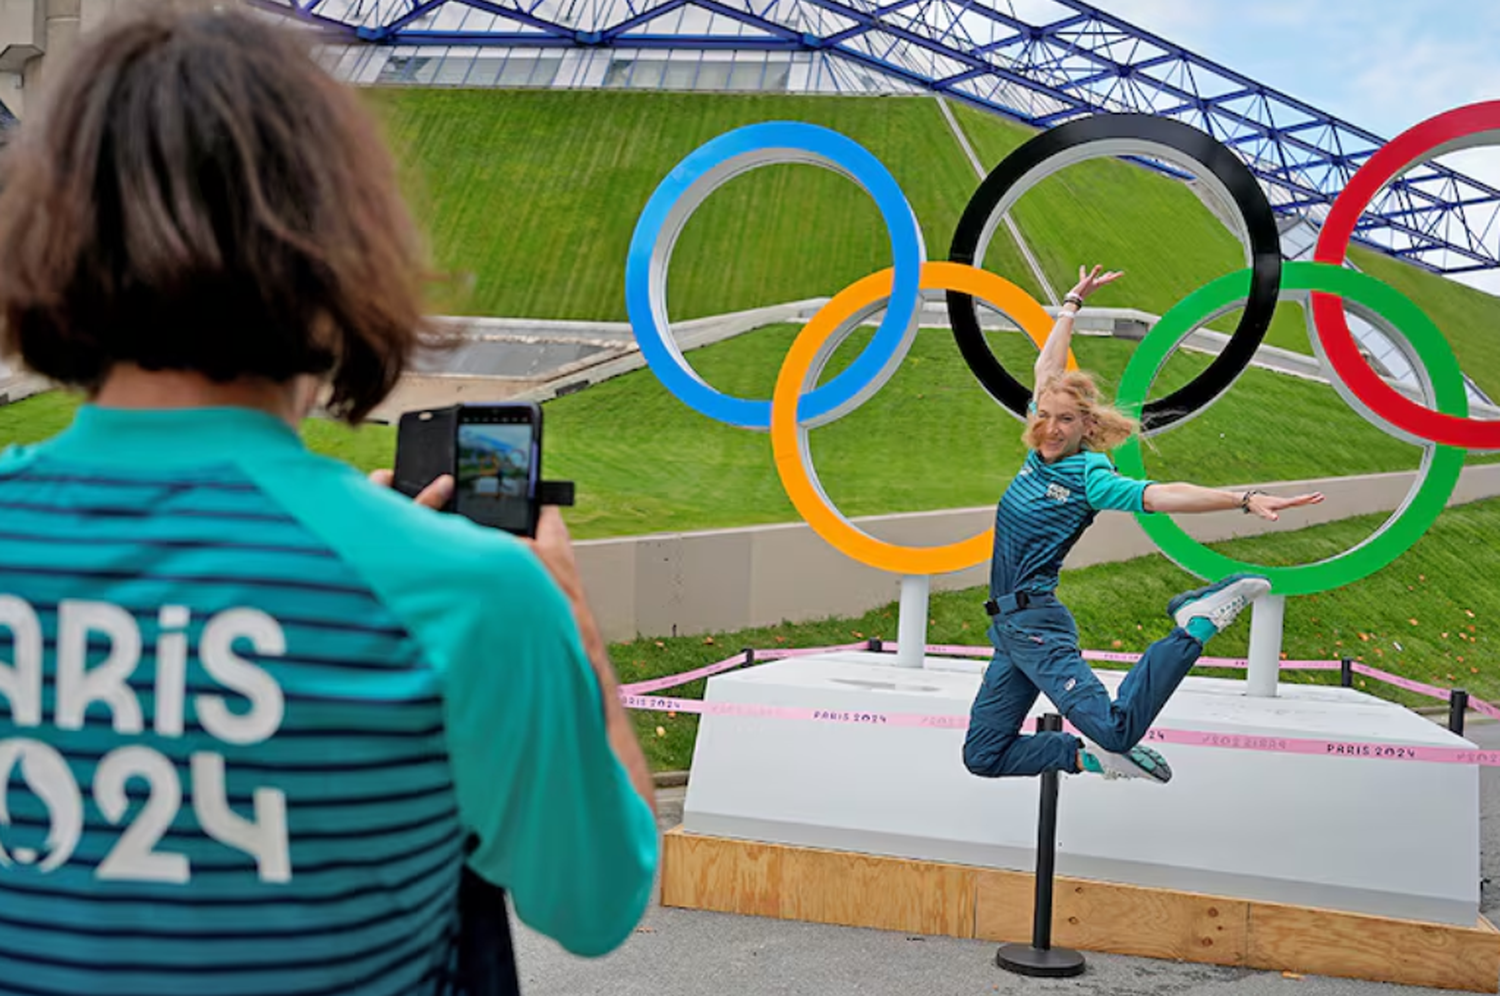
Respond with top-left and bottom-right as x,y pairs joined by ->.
619,652 -> 750,696
622,693 -> 966,729
623,641 -> 1500,734
621,694 -> 1500,766
889,642 -> 1352,671
618,641 -> 870,696
1350,662 -> 1454,701
1136,726 -> 1498,765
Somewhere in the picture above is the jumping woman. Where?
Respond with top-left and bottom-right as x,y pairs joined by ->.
963,265 -> 1324,783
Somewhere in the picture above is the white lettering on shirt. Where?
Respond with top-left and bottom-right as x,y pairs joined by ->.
0,597 -> 290,884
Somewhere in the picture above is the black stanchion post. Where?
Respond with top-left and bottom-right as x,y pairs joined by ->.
869,638 -> 883,653
996,713 -> 1086,978
1450,689 -> 1470,736
1340,657 -> 1353,688
743,647 -> 755,668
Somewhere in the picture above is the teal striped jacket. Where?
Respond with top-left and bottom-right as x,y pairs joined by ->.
0,405 -> 658,996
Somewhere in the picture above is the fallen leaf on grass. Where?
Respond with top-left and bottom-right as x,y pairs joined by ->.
1409,618 -> 1419,626
654,641 -> 665,648
655,726 -> 666,737
1468,610 -> 1476,618
703,637 -> 715,645
1359,633 -> 1370,642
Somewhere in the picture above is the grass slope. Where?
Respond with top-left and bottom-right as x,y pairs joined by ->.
948,101 -> 1315,356
1351,246 -> 1500,403
541,321 -> 1499,538
15,314 -> 1496,542
621,495 -> 1500,771
372,89 -> 1041,322
377,87 -> 1500,392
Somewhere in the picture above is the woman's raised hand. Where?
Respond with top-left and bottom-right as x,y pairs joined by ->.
1246,491 -> 1325,522
1069,264 -> 1124,302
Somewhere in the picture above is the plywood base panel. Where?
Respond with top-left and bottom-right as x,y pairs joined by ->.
662,829 -> 1500,993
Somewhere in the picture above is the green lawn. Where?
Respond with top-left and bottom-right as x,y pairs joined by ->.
947,102 -> 1315,355
371,89 -> 1040,322
14,314 -> 1497,541
540,321 -> 1500,538
1351,246 -> 1500,403
373,87 -> 1500,394
620,495 -> 1500,771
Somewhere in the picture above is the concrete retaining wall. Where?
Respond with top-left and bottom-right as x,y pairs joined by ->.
575,462 -> 1500,641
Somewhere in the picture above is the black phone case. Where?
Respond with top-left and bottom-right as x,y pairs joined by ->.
393,406 -> 458,511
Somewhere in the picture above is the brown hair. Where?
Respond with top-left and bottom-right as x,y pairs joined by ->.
0,2 -> 431,423
1024,371 -> 1139,451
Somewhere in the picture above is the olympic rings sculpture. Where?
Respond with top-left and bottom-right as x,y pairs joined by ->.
624,102 -> 1500,594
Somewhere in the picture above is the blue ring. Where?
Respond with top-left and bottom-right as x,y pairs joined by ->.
625,121 -> 925,430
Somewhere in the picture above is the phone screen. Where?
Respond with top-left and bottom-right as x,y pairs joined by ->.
454,410 -> 539,534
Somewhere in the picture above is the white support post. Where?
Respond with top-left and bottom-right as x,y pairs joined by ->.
1245,594 -> 1285,698
895,574 -> 931,669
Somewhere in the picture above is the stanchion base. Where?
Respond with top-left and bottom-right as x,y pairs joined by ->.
995,943 -> 1086,977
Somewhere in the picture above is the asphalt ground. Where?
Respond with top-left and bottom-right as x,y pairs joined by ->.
511,718 -> 1500,996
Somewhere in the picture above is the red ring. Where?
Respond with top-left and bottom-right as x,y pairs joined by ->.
1313,100 -> 1500,449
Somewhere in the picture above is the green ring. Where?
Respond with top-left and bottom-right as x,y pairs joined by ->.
1113,261 -> 1466,596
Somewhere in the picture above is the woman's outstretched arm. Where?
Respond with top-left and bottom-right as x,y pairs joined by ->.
1033,264 -> 1124,389
1142,483 -> 1325,521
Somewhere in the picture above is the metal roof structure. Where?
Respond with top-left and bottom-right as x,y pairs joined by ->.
265,0 -> 1500,276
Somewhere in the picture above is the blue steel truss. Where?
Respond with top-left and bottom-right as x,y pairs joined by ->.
264,0 -> 1500,274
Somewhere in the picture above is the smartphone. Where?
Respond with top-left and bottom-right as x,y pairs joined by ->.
394,402 -> 544,537
454,403 -> 542,537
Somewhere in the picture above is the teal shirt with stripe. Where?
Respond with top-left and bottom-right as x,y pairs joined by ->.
0,405 -> 658,996
989,448 -> 1152,599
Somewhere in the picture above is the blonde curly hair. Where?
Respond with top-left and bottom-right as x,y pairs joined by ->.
1024,371 -> 1139,452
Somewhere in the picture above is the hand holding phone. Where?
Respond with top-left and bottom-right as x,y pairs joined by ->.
368,468 -> 453,511
394,402 -> 544,537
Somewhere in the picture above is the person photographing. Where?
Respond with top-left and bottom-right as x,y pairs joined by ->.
0,5 -> 656,993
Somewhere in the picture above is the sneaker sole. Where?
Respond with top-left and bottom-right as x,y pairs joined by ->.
1167,572 -> 1265,621
1137,746 -> 1172,784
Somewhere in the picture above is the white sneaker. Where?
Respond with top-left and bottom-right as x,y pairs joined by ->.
1168,574 -> 1271,636
1079,741 -> 1172,783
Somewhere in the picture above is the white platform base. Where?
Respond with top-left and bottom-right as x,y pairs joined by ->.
682,651 -> 1481,926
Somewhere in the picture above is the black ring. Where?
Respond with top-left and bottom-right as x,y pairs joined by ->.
946,113 -> 1282,433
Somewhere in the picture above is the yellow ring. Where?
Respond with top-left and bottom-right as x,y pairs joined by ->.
771,261 -> 1074,574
